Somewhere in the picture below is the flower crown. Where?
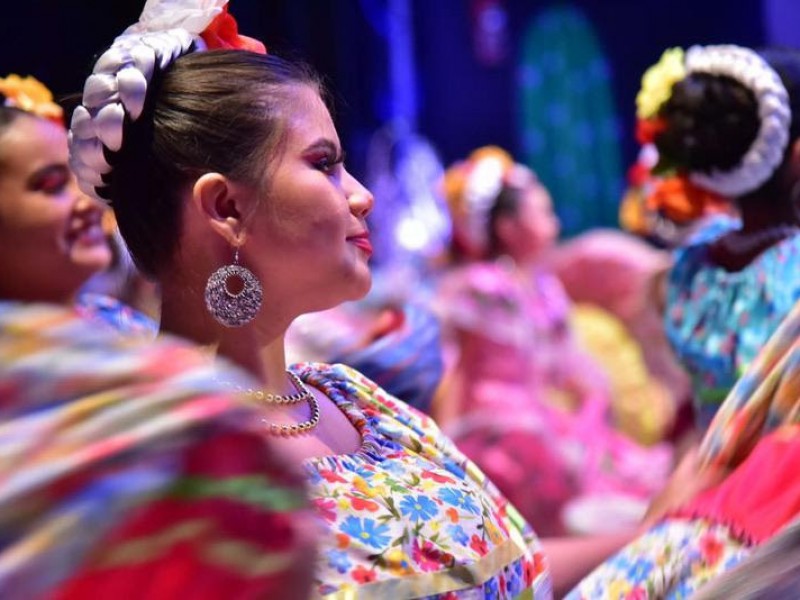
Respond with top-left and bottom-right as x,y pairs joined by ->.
636,44 -> 791,197
69,0 -> 266,203
442,146 -> 535,256
0,74 -> 63,125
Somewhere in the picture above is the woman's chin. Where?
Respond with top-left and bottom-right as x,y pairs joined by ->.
71,245 -> 114,274
341,270 -> 373,304
352,271 -> 373,299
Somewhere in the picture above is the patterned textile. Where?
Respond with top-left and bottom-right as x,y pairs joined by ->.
568,292 -> 800,597
293,363 -> 552,599
75,292 -> 158,337
566,519 -> 750,599
670,298 -> 800,545
691,515 -> 800,599
0,301 -> 315,599
665,215 -> 800,429
699,298 -> 800,469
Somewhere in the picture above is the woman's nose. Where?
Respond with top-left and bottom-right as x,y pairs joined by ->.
346,173 -> 374,218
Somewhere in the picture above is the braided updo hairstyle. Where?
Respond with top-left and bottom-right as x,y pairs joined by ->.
656,48 -> 800,199
106,50 -> 322,277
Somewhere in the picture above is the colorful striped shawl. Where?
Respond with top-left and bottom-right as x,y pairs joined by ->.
0,301 -> 315,599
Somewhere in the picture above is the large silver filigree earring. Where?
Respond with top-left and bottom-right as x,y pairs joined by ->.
204,248 -> 263,327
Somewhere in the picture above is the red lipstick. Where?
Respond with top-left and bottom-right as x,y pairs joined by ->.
348,233 -> 373,257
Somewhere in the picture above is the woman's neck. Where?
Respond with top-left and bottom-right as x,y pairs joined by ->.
159,281 -> 291,391
737,187 -> 800,231
710,199 -> 800,271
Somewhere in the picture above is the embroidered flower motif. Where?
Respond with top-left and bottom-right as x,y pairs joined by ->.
0,74 -> 63,124
351,565 -> 377,584
399,495 -> 439,521
636,47 -> 685,119
699,532 -> 724,565
412,539 -> 454,572
319,469 -> 347,483
385,548 -> 414,576
448,523 -> 469,545
348,495 -> 380,512
469,534 -> 489,556
608,580 -> 634,598
313,497 -> 337,522
421,469 -> 456,484
327,549 -> 352,574
439,488 -> 480,514
296,363 -> 543,598
339,516 -> 391,550
625,586 -> 648,600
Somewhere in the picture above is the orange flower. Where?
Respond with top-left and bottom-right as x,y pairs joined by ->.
336,533 -> 350,549
646,175 -> 728,224
445,507 -> 459,523
201,5 -> 267,54
0,74 -> 63,125
349,495 -> 380,512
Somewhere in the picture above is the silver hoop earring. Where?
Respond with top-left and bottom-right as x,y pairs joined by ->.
204,248 -> 263,327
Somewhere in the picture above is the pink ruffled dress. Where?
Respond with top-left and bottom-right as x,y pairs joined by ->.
434,261 -> 671,535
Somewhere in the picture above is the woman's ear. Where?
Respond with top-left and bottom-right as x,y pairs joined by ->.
192,173 -> 245,245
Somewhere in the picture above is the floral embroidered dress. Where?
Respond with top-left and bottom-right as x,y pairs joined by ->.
432,261 -> 671,536
0,301 -> 315,599
293,362 -> 552,599
665,215 -> 800,429
569,296 -> 800,598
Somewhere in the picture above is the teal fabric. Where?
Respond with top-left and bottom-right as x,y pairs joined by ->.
665,216 -> 800,429
518,3 -> 623,236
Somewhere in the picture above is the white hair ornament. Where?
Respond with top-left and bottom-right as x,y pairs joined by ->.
684,45 -> 792,197
69,0 -> 229,201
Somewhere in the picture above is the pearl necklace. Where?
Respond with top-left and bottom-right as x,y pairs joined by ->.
224,371 -> 321,436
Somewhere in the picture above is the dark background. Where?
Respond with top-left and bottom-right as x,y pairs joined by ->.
1,0 -> 787,232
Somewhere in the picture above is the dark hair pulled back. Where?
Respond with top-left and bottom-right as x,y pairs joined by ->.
105,49 -> 322,277
655,47 -> 800,197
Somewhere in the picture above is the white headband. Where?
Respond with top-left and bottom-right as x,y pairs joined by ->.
69,0 -> 229,202
684,45 -> 791,197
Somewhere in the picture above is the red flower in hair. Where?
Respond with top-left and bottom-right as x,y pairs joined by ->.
626,161 -> 652,188
635,117 -> 667,145
201,5 -> 267,54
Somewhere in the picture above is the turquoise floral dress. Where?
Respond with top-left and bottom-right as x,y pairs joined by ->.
294,363 -> 551,599
665,215 -> 800,429
570,285 -> 800,598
